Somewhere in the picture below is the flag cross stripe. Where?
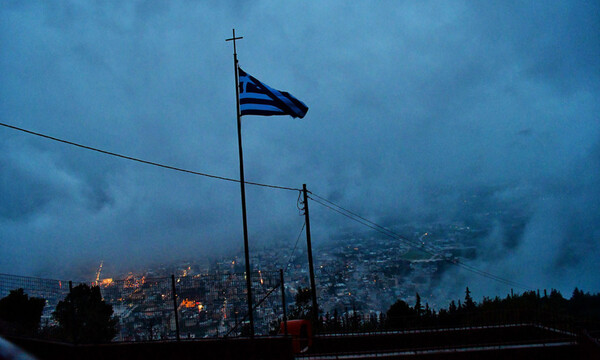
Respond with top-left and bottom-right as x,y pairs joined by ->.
238,67 -> 308,119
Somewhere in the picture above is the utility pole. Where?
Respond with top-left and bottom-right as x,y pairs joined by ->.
226,29 -> 254,338
171,275 -> 181,341
302,184 -> 319,325
280,269 -> 288,337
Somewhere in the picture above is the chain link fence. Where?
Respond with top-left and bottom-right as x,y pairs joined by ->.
0,271 -> 287,342
0,273 -> 70,328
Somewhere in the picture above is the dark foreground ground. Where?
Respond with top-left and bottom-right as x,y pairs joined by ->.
4,324 -> 599,360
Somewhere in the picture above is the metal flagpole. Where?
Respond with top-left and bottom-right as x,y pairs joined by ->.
226,28 -> 254,338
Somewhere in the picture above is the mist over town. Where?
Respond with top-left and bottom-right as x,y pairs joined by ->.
1,0 -> 598,314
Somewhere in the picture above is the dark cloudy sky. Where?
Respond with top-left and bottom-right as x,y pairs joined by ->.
1,1 -> 598,300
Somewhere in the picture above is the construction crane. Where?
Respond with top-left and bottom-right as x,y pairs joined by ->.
95,260 -> 103,286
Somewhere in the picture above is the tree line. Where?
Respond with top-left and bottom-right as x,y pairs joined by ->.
3,284 -> 599,341
287,287 -> 600,333
0,284 -> 117,343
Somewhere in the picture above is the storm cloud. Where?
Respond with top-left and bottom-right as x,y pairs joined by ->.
1,1 -> 598,299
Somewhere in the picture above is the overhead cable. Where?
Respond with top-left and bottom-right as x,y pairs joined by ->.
0,122 -> 300,192
286,221 -> 306,273
308,193 -> 532,290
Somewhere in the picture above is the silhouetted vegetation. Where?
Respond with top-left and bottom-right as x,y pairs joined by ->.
53,284 -> 118,343
0,288 -> 45,336
268,287 -> 314,335
288,287 -> 313,320
319,287 -> 600,334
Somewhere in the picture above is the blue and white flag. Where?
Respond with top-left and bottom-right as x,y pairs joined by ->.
238,67 -> 308,119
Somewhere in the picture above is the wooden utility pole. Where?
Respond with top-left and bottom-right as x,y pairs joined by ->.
302,184 -> 319,325
171,275 -> 181,341
280,269 -> 288,336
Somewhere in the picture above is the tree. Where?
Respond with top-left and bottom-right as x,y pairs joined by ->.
448,300 -> 457,314
332,309 -> 340,331
351,303 -> 359,331
414,293 -> 422,317
464,287 -> 475,311
53,284 -> 117,343
289,287 -> 312,320
0,288 -> 45,336
386,300 -> 415,329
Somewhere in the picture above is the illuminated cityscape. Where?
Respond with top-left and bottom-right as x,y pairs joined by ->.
65,222 -> 477,341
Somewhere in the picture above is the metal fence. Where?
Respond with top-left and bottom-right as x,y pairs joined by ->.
0,273 -> 70,325
0,271 -> 286,342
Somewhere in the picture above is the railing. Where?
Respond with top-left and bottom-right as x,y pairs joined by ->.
302,323 -> 580,359
0,271 -> 287,343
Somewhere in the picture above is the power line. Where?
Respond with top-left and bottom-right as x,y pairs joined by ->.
310,194 -> 531,289
308,192 -> 532,290
308,195 -> 529,289
312,193 -> 531,289
271,220 -> 306,274
1,121 -> 533,290
309,192 -> 444,255
310,192 -> 426,248
0,122 -> 300,192
286,221 -> 306,273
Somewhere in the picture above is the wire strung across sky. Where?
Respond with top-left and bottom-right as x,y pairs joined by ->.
307,192 -> 533,290
272,221 -> 306,274
1,121 -> 532,290
308,194 -> 531,290
0,122 -> 300,192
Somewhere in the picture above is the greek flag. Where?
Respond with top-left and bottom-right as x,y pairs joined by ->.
238,67 -> 308,119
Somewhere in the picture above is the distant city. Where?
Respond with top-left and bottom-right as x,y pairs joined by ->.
50,221 -> 484,341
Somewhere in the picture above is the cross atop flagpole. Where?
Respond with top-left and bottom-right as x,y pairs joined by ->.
226,28 -> 254,338
225,29 -> 243,56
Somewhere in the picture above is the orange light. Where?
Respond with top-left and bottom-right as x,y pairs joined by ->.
180,299 -> 196,308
